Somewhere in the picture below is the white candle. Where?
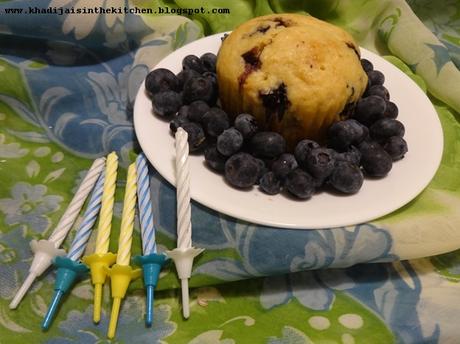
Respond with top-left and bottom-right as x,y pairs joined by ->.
175,128 -> 192,249
49,158 -> 106,248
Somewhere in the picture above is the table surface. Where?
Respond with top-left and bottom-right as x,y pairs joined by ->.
1,0 -> 460,343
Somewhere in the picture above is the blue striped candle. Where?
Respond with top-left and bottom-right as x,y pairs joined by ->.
136,153 -> 157,255
67,171 -> 106,261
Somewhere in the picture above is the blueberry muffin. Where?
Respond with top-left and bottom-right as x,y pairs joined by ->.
217,14 -> 368,147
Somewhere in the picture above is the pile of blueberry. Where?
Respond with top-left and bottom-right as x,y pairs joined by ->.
144,54 -> 408,200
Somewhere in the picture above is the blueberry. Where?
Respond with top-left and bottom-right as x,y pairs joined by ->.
145,68 -> 180,95
250,132 -> 286,159
234,113 -> 258,139
365,78 -> 371,93
312,175 -> 327,188
152,91 -> 182,117
177,105 -> 189,117
182,54 -> 204,74
188,100 -> 210,123
285,169 -> 315,199
368,70 -> 385,86
224,152 -> 260,188
360,145 -> 393,177
271,153 -> 298,179
358,139 -> 382,154
204,145 -> 227,172
306,147 -> 336,180
200,52 -> 217,73
360,124 -> 370,141
203,71 -> 218,90
182,77 -> 216,105
328,119 -> 367,151
202,108 -> 230,137
353,95 -> 387,126
294,139 -> 320,169
361,59 -> 373,73
370,118 -> 405,140
180,122 -> 206,151
334,145 -> 362,165
365,85 -> 389,100
169,109 -> 189,133
177,69 -> 201,88
202,72 -> 219,102
217,128 -> 244,156
384,101 -> 399,119
255,158 -> 269,183
329,161 -> 364,194
259,171 -> 281,195
383,136 -> 408,161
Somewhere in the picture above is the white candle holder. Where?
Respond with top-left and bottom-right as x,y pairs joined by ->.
9,239 -> 66,309
166,247 -> 204,319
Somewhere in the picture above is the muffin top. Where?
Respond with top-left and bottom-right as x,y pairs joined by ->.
216,13 -> 368,146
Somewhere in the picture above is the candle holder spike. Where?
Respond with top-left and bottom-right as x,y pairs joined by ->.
105,264 -> 141,339
81,252 -> 117,323
166,247 -> 204,319
9,239 -> 66,309
41,256 -> 89,330
133,253 -> 168,326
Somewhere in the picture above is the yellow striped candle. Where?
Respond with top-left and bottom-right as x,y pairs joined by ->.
116,163 -> 137,266
95,152 -> 118,254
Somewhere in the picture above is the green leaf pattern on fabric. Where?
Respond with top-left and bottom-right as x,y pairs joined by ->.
379,8 -> 401,44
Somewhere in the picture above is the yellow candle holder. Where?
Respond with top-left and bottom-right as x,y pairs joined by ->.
81,252 -> 117,323
105,264 -> 141,339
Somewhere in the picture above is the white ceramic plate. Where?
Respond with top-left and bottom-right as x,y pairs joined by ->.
134,33 -> 443,229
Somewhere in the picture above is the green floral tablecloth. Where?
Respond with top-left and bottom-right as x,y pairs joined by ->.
1,0 -> 460,343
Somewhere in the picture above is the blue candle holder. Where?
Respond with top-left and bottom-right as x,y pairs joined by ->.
133,253 -> 168,327
41,256 -> 89,330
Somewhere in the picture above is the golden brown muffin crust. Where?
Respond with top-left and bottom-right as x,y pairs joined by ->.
217,14 -> 368,147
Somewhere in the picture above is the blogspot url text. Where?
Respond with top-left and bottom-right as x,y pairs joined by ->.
2,6 -> 231,16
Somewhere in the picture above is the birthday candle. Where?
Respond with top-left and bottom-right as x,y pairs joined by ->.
9,158 -> 105,310
135,153 -> 157,255
165,128 -> 204,320
116,163 -> 137,266
67,171 -> 105,261
48,158 -> 106,248
175,128 -> 192,249
95,152 -> 118,254
106,164 -> 139,339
